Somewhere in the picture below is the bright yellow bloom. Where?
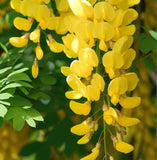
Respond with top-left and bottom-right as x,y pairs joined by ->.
93,22 -> 115,51
32,60 -> 39,79
68,0 -> 94,19
9,35 -> 28,48
36,45 -> 44,60
116,116 -> 140,127
70,60 -> 93,78
87,85 -> 100,101
78,48 -> 98,67
103,36 -> 136,78
118,0 -> 140,9
62,34 -> 88,58
80,143 -> 100,160
71,118 -> 91,136
55,0 -> 70,12
91,73 -> 105,92
10,0 -> 22,12
108,77 -> 128,105
30,29 -> 40,43
49,41 -> 64,53
114,140 -> 134,154
111,9 -> 138,40
77,132 -> 92,144
122,72 -> 139,91
69,101 -> 91,115
94,2 -> 115,22
61,66 -> 71,76
13,17 -> 32,31
103,107 -> 118,125
119,96 -> 141,109
75,20 -> 95,47
66,74 -> 88,98
102,51 -> 124,79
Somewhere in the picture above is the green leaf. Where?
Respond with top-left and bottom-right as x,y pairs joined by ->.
0,93 -> 13,100
0,42 -> 8,54
7,95 -> 32,107
25,108 -> 44,121
0,67 -> 12,75
7,68 -> 29,78
7,72 -> 31,82
0,104 -> 8,117
13,116 -> 25,131
0,100 -> 10,106
144,58 -> 156,71
143,26 -> 157,40
4,107 -> 25,120
137,33 -> 154,54
26,118 -> 36,128
19,87 -> 29,95
28,92 -> 51,100
1,81 -> 32,92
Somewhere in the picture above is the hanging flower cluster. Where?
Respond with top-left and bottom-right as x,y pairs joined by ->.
9,0 -> 142,159
60,0 -> 141,159
9,0 -> 71,78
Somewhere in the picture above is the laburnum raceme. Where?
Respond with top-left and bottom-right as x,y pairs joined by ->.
9,0 -> 141,159
9,0 -> 70,78
61,0 -> 141,159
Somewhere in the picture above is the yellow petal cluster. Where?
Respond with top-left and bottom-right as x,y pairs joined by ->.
10,0 -> 141,158
61,0 -> 141,157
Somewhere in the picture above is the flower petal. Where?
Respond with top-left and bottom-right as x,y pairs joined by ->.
119,96 -> 141,109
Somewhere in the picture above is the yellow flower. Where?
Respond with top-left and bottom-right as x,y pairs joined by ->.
61,66 -> 71,77
119,96 -> 141,109
103,36 -> 136,78
30,29 -> 40,43
62,34 -> 88,58
75,20 -> 95,47
13,17 -> 32,31
118,0 -> 140,9
86,85 -> 100,101
71,118 -> 91,136
94,1 -> 115,22
122,72 -> 139,91
116,116 -> 140,127
70,60 -> 93,78
102,50 -> 124,79
93,22 -> 115,51
32,60 -> 39,79
36,44 -> 44,60
78,48 -> 98,67
69,101 -> 91,115
91,73 -> 105,92
80,143 -> 100,160
103,107 -> 118,125
49,41 -> 64,53
111,9 -> 138,40
10,0 -> 22,12
67,0 -> 94,19
66,74 -> 88,98
108,77 -> 128,105
114,140 -> 134,154
9,35 -> 28,48
55,0 -> 70,12
77,132 -> 92,144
